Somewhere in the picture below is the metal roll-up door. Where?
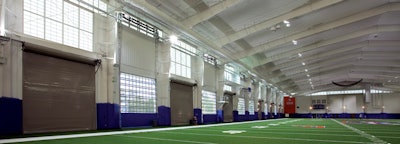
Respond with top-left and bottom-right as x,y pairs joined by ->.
223,93 -> 234,122
23,51 -> 96,133
170,82 -> 194,126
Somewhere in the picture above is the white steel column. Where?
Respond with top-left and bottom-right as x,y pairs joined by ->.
156,41 -> 171,107
192,56 -> 204,109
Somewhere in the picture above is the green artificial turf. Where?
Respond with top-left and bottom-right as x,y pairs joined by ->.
6,118 -> 400,144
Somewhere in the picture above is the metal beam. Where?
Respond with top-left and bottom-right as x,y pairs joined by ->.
215,0 -> 343,47
255,40 -> 400,69
182,0 -> 241,28
256,24 -> 400,65
234,3 -> 400,59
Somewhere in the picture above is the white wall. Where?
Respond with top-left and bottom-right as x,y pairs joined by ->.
295,96 -> 312,113
296,94 -> 400,113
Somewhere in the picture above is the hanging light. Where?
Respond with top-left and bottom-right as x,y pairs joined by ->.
169,35 -> 178,43
292,40 -> 298,45
298,53 -> 302,57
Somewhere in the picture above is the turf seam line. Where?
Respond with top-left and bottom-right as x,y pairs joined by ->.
114,135 -> 217,144
331,119 -> 388,144
160,131 -> 365,144
0,119 -> 287,143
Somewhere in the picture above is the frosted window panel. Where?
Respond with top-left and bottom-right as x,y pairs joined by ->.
186,68 -> 191,78
99,0 -> 107,11
80,30 -> 93,51
70,0 -> 79,4
176,64 -> 182,76
175,51 -> 181,62
249,101 -> 255,115
181,54 -> 186,66
64,2 -> 79,27
202,91 -> 216,114
238,98 -> 245,115
24,0 -> 44,15
79,10 -> 93,32
45,0 -> 63,22
45,19 -> 62,43
63,25 -> 79,48
93,0 -> 99,9
186,55 -> 191,66
170,49 -> 176,59
80,0 -> 94,10
170,63 -> 176,75
24,11 -> 44,38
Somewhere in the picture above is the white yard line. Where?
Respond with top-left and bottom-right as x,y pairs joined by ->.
331,119 -> 388,144
0,119 -> 287,143
160,131 -> 366,144
114,135 -> 217,144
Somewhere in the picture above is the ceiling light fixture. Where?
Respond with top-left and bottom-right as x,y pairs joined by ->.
283,20 -> 290,27
298,53 -> 302,57
169,35 -> 178,43
307,74 -> 310,77
292,40 -> 298,45
283,20 -> 290,24
302,62 -> 306,66
304,69 -> 308,72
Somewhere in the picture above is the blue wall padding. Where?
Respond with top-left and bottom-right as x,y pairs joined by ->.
233,110 -> 239,122
245,111 -> 250,121
203,114 -> 217,124
157,106 -> 171,126
254,112 -> 259,120
217,110 -> 223,123
193,108 -> 202,124
261,112 -> 266,120
0,97 -> 22,135
97,103 -> 120,129
121,113 -> 157,127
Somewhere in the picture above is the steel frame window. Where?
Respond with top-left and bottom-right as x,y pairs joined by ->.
170,40 -> 196,78
23,0 -> 107,51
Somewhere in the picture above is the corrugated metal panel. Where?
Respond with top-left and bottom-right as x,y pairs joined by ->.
120,26 -> 156,78
203,63 -> 216,92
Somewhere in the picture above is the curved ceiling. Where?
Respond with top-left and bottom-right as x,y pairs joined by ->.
123,0 -> 400,95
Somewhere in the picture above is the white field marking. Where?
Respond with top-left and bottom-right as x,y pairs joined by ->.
331,119 -> 388,144
268,123 -> 280,126
379,136 -> 400,139
114,134 -> 217,144
311,119 -> 323,121
222,130 -> 246,134
0,119 -> 288,143
160,131 -> 366,144
251,126 -> 268,129
185,128 -> 363,137
247,128 -> 355,133
361,131 -> 400,134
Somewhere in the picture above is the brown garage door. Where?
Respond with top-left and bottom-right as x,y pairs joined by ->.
170,82 -> 193,126
23,51 -> 96,134
223,93 -> 233,122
